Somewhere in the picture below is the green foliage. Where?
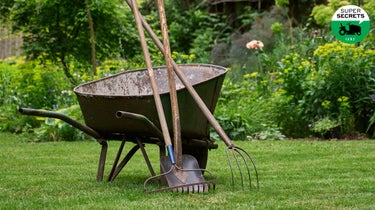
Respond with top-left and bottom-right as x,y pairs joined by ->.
305,42 -> 375,134
310,117 -> 340,138
276,41 -> 375,138
311,4 -> 335,26
363,1 -> 375,24
277,53 -> 312,104
311,0 -> 375,27
251,127 -> 285,141
0,56 -> 127,138
214,76 -> 284,140
215,6 -> 290,82
3,0 -> 139,83
231,23 -> 375,139
270,22 -> 283,35
0,57 -> 75,133
275,0 -> 289,7
142,2 -> 230,62
33,105 -> 87,142
213,20 -> 373,139
1,57 -> 74,109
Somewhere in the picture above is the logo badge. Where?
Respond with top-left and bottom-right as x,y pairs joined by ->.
331,5 -> 370,44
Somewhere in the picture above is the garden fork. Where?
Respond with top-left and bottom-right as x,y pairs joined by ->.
125,0 -> 259,191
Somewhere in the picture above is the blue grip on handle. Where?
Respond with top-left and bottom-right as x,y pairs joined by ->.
166,145 -> 176,165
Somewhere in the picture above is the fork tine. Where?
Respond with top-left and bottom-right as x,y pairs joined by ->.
225,146 -> 259,191
231,147 -> 245,190
233,146 -> 252,190
235,146 -> 259,189
226,147 -> 246,190
225,147 -> 236,190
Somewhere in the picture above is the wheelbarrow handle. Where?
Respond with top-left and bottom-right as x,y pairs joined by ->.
19,108 -> 102,140
115,111 -> 163,139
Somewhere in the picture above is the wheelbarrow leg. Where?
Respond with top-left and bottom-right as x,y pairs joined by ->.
108,141 -> 158,181
108,144 -> 140,181
108,139 -> 126,181
136,138 -> 156,176
97,140 -> 108,182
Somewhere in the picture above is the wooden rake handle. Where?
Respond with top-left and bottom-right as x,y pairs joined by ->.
156,0 -> 183,168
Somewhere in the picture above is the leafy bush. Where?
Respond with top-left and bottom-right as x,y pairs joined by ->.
33,105 -> 87,142
310,116 -> 340,138
311,0 -> 350,27
306,42 -> 375,135
0,57 -> 96,136
0,57 -> 75,132
276,41 -> 375,138
312,0 -> 374,28
214,76 -> 285,140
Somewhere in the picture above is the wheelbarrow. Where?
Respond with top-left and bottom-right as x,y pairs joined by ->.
20,0 -> 259,193
19,64 -> 225,188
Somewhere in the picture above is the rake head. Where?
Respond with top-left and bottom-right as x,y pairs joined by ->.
226,145 -> 259,191
143,161 -> 216,193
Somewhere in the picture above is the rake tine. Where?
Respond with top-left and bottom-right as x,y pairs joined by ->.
143,166 -> 174,192
143,166 -> 216,193
144,180 -> 215,194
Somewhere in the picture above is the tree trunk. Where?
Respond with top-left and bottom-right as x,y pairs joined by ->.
86,0 -> 97,76
61,56 -> 77,85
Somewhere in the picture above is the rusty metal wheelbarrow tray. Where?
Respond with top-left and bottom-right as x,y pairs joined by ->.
74,64 -> 226,142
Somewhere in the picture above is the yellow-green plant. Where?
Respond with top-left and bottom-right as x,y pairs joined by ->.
311,0 -> 350,26
302,41 -> 375,137
311,0 -> 373,27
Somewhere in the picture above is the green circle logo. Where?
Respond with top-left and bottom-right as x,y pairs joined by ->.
331,5 -> 370,44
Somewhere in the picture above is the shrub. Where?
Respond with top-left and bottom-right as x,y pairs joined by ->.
305,41 -> 375,136
0,57 -> 77,132
214,76 -> 284,140
276,41 -> 375,138
33,105 -> 87,142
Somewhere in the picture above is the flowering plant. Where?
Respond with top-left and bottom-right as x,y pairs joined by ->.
246,40 -> 264,50
279,41 -> 375,138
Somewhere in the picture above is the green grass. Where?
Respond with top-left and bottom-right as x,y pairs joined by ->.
1,132 -> 375,209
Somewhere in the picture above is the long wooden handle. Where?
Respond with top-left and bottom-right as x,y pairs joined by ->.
156,0 -> 182,167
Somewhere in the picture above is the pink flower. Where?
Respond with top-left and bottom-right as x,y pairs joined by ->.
246,40 -> 264,50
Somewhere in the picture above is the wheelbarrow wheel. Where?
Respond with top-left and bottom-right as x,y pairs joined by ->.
182,146 -> 208,170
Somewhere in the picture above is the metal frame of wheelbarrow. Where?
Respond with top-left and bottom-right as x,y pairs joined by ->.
19,108 -> 218,182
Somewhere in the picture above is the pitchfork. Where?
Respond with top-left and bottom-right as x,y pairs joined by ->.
125,0 -> 259,191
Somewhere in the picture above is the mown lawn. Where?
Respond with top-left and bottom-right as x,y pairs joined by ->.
1,132 -> 374,209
